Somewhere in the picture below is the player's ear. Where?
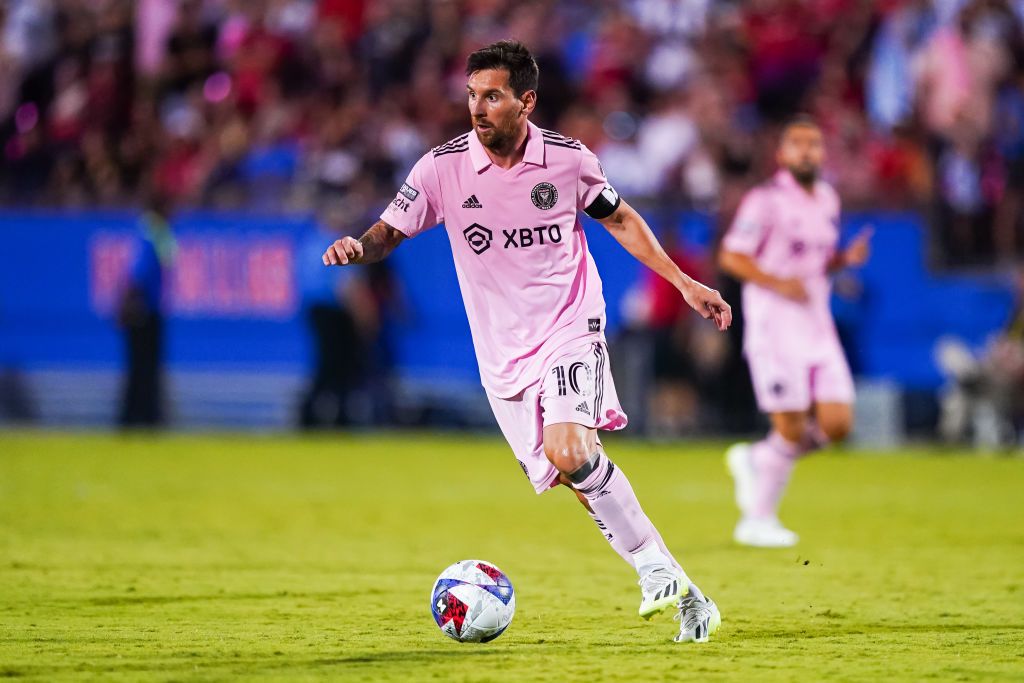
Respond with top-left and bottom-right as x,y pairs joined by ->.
519,90 -> 537,116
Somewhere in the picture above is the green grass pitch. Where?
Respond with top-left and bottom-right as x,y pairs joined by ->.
1,431 -> 1022,681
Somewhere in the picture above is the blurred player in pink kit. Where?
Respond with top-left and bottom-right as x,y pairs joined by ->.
719,118 -> 872,548
323,41 -> 729,642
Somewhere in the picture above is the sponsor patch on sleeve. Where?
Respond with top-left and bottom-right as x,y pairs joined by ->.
399,183 -> 420,201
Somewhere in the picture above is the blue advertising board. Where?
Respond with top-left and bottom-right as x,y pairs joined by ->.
0,210 -> 315,372
0,208 -> 1015,397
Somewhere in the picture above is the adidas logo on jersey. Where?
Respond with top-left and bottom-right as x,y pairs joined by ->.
575,401 -> 590,415
462,195 -> 482,208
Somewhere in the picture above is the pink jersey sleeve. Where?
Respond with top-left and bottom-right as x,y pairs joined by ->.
577,144 -> 621,219
722,187 -> 770,255
379,152 -> 443,238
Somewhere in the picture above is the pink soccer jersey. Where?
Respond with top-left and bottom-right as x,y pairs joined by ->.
722,169 -> 843,361
379,121 -> 621,398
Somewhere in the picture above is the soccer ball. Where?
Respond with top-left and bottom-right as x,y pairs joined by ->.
430,559 -> 516,643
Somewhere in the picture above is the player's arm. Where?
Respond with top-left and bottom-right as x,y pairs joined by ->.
322,219 -> 406,266
718,250 -> 808,302
718,189 -> 809,302
598,200 -> 732,331
826,226 -> 873,274
325,151 -> 440,267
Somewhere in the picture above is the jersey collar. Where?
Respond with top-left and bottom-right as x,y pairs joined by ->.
468,120 -> 546,173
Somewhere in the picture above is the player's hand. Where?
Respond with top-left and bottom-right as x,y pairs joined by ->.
682,279 -> 733,332
323,237 -> 363,266
771,277 -> 809,303
843,225 -> 873,268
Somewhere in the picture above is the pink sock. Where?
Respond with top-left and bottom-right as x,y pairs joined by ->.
587,511 -> 682,572
587,511 -> 634,568
570,452 -> 654,556
749,431 -> 814,519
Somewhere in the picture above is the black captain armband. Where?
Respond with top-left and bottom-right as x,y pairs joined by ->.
584,185 -> 621,219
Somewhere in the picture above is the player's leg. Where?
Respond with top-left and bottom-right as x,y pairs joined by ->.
814,402 -> 853,443
738,403 -> 855,546
727,350 -> 817,546
754,410 -> 810,513
733,352 -> 856,546
729,410 -> 817,547
485,385 -> 564,494
542,342 -> 719,639
546,426 -> 720,640
810,348 -> 856,443
544,423 -> 666,571
544,422 -> 703,620
484,369 -> 666,573
484,372 -> 676,575
557,472 -> 635,568
558,468 -> 685,574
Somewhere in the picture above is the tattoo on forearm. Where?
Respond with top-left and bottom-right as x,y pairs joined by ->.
357,220 -> 405,263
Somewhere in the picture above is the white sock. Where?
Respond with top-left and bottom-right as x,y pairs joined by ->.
631,543 -> 675,577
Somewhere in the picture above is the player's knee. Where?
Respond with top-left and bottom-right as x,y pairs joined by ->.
558,474 -> 594,510
543,437 -> 591,475
773,415 -> 808,444
821,416 -> 853,443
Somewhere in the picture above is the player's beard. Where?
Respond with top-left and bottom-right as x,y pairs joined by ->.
788,164 -> 818,187
476,117 -> 519,156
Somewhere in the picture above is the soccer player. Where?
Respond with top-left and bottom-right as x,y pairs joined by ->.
719,117 -> 872,548
323,41 -> 729,642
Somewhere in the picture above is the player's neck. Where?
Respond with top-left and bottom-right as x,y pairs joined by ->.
481,123 -> 529,170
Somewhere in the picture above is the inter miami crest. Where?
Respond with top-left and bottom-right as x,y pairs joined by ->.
531,182 -> 558,210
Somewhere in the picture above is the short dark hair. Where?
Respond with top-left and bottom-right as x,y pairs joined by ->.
781,114 -> 820,135
465,40 -> 539,97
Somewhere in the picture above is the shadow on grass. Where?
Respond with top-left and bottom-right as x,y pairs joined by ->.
77,589 -> 344,607
325,648 -> 510,665
730,622 -> 1024,640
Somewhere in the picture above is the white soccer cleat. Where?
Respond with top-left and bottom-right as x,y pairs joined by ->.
638,567 -> 685,619
674,592 -> 721,643
725,442 -> 756,516
733,517 -> 799,548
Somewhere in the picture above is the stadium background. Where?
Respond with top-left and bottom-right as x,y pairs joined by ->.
0,0 -> 1022,447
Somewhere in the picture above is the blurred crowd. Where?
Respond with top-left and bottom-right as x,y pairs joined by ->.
1,0 -> 1023,265
1,0 -> 1023,440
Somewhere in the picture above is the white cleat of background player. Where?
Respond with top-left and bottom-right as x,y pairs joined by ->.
726,443 -> 799,548
733,516 -> 798,548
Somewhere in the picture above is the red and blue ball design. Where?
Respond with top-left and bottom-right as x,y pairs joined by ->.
430,560 -> 516,643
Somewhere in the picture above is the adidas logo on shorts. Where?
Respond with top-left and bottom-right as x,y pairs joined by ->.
575,401 -> 590,415
462,194 -> 482,208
